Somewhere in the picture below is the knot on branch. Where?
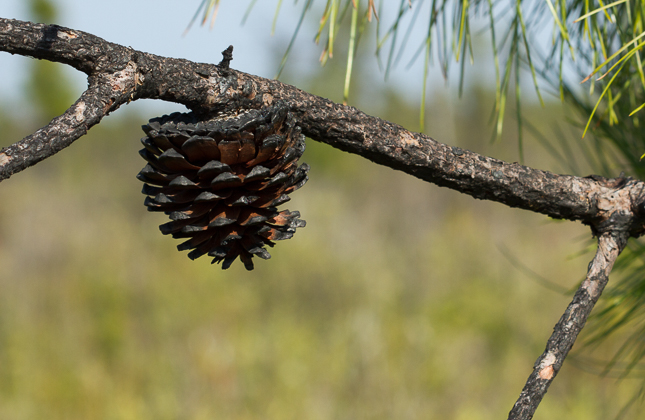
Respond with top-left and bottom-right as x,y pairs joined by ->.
627,181 -> 645,238
218,45 -> 233,73
589,177 -> 645,238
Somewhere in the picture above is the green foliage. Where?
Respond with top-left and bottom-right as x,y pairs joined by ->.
194,1 -> 645,153
194,0 -> 557,148
29,0 -> 57,22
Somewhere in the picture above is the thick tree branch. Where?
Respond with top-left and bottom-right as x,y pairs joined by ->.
508,230 -> 629,420
2,17 -> 645,232
0,19 -> 131,74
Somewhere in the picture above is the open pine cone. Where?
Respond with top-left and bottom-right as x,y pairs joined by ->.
137,102 -> 309,270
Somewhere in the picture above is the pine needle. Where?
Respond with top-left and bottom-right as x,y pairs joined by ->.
343,0 -> 360,104
574,0 -> 627,22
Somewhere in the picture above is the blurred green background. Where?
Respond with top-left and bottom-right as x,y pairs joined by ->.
1,1 -> 644,419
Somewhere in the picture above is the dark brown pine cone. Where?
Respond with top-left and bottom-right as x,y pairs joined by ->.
137,102 -> 309,270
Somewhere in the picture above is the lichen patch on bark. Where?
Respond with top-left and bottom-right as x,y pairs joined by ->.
72,101 -> 86,122
400,131 -> 419,147
205,77 -> 221,105
262,93 -> 274,106
582,277 -> 600,297
109,62 -> 137,92
538,351 -> 557,380
57,30 -> 78,40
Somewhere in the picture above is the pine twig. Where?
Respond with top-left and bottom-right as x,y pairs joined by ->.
508,230 -> 630,420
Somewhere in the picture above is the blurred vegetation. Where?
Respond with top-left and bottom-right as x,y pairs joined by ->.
234,0 -> 645,410
24,0 -> 75,120
2,0 -> 645,419
4,89 -> 642,419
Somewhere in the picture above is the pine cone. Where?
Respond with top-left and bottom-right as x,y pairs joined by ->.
137,102 -> 309,270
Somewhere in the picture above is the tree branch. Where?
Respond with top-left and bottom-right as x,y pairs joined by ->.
2,17 -> 644,230
507,229 -> 630,420
0,69 -> 138,181
0,19 -> 130,74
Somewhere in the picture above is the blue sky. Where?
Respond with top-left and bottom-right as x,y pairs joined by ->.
2,1 -> 315,116
2,1 -> 477,119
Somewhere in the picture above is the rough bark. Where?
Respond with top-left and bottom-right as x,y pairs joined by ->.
507,230 -> 629,419
1,17 -> 645,420
0,74 -> 137,177
3,18 -> 645,231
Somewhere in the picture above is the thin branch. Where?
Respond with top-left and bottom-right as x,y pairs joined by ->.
0,69 -> 139,181
508,229 -> 630,420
